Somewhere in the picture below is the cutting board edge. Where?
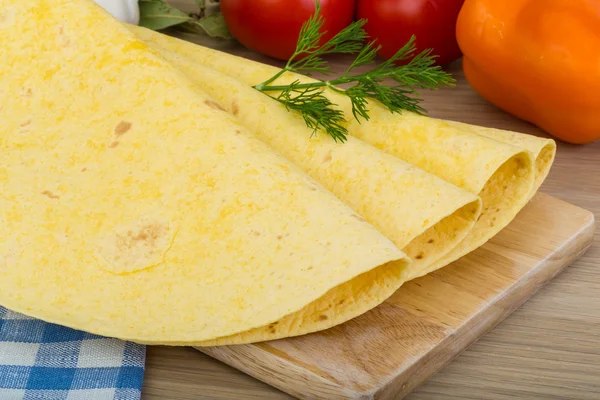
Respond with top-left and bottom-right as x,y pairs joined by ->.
197,343 -> 354,399
373,205 -> 596,400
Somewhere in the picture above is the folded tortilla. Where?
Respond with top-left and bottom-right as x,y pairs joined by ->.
133,43 -> 482,287
443,121 -> 556,196
352,112 -> 535,279
0,0 -> 411,345
132,28 -> 554,280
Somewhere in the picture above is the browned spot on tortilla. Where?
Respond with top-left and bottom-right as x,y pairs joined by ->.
415,252 -> 424,260
322,150 -> 332,164
114,121 -> 132,136
20,120 -> 31,127
108,141 -> 119,148
319,315 -> 328,321
277,284 -> 283,289
352,214 -> 366,222
326,242 -> 331,246
472,208 -> 478,214
427,238 -> 435,244
204,99 -> 225,111
41,190 -> 59,199
57,25 -> 70,47
252,231 -> 261,236
307,266 -> 313,270
310,187 -> 317,191
120,222 -> 166,250
338,299 -> 345,305
81,167 -> 87,172
22,87 -> 33,97
277,234 -> 283,240
231,100 -> 239,116
269,327 -> 276,333
235,129 -> 242,135
496,208 -> 501,212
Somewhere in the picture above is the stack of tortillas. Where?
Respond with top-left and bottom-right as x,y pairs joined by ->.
0,0 -> 555,346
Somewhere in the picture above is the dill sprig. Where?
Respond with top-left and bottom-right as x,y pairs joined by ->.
273,81 -> 348,143
252,2 -> 456,142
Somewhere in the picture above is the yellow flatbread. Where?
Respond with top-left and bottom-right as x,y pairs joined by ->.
443,121 -> 556,196
137,43 -> 482,285
132,28 -> 553,280
0,0 -> 410,345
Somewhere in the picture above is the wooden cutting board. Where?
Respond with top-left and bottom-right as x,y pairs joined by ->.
195,193 -> 595,400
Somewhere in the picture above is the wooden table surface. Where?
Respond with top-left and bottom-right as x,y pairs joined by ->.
141,7 -> 600,398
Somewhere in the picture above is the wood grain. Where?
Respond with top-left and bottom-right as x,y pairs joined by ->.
142,4 -> 600,398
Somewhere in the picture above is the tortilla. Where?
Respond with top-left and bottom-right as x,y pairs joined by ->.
138,44 -> 482,286
443,121 -> 556,196
343,111 -> 535,279
0,0 -> 410,345
133,28 -> 550,280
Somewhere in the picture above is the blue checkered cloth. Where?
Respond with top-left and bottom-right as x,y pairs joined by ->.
0,306 -> 146,400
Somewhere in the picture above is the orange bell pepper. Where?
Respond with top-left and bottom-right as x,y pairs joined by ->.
456,0 -> 600,144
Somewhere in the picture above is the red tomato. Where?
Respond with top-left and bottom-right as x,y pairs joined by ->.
356,0 -> 465,66
220,0 -> 355,61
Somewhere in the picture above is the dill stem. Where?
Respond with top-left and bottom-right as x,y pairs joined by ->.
258,82 -> 326,92
259,76 -> 352,92
254,45 -> 308,90
254,67 -> 289,91
256,68 -> 410,93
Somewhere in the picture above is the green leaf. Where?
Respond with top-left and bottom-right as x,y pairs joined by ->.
192,12 -> 232,39
138,0 -> 192,31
